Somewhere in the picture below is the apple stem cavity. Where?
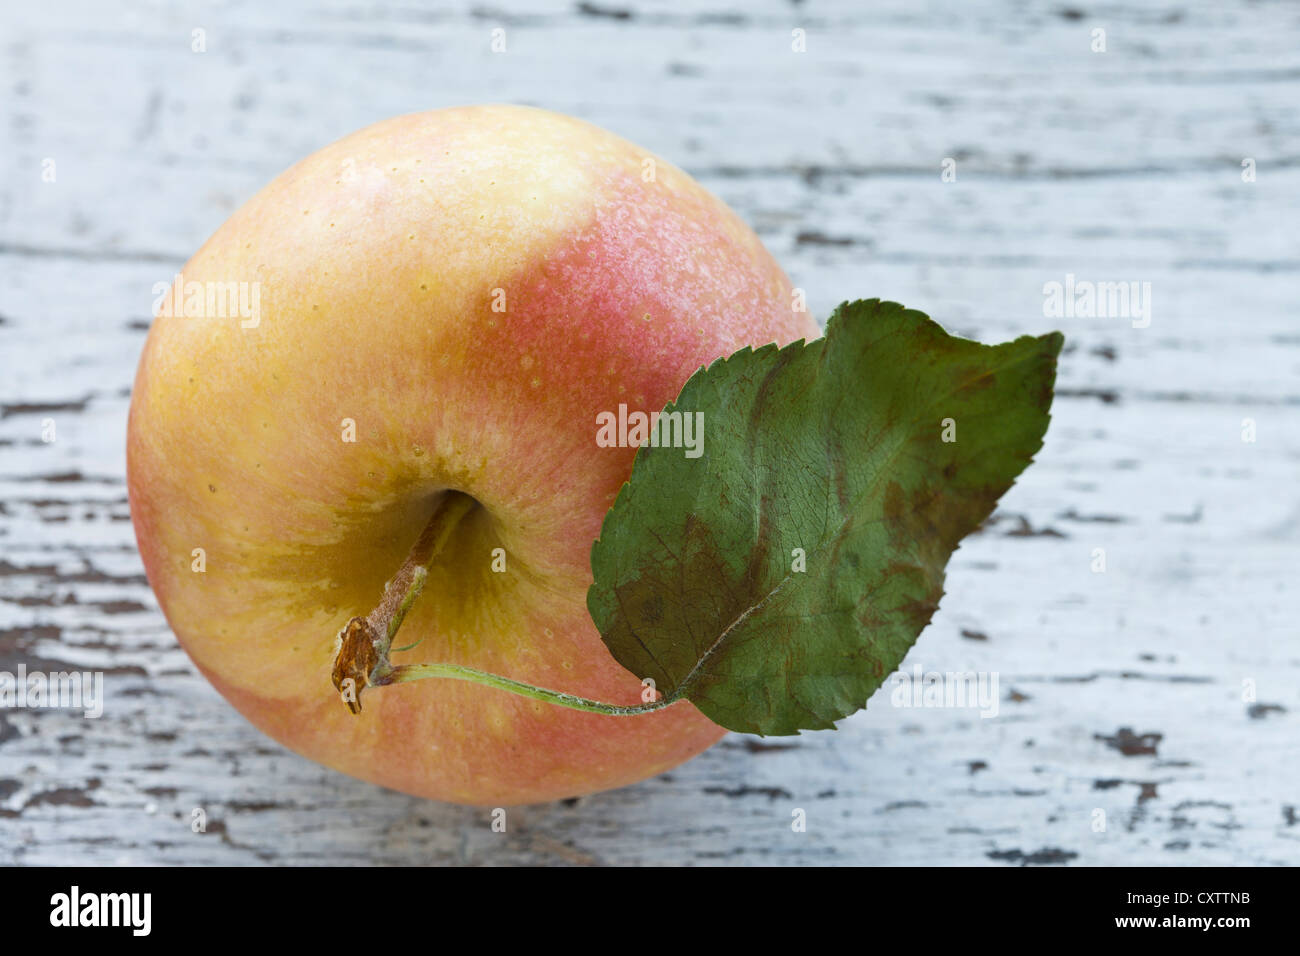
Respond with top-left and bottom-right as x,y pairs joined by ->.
330,489 -> 674,717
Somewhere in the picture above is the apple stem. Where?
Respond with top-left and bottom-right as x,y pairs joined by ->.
374,490 -> 477,644
386,662 -> 673,715
330,489 -> 677,717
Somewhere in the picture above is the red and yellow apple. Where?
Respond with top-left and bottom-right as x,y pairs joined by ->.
127,105 -> 818,805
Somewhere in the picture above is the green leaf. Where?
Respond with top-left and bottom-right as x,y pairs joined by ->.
587,299 -> 1062,735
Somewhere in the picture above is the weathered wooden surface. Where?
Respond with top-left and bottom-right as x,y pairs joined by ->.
1,0 -> 1297,865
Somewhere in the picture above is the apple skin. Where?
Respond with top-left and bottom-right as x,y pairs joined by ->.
127,105 -> 819,805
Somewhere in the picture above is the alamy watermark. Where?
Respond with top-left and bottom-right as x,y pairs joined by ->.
889,664 -> 999,718
595,403 -> 704,458
0,665 -> 104,718
1042,273 -> 1151,328
152,272 -> 261,328
50,886 -> 150,935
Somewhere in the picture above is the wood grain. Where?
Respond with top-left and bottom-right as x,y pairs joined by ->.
1,0 -> 1297,865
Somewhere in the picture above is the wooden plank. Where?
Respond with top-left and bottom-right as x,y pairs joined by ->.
1,0 -> 1297,864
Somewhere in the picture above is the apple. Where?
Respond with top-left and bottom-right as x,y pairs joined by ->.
127,105 -> 818,805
